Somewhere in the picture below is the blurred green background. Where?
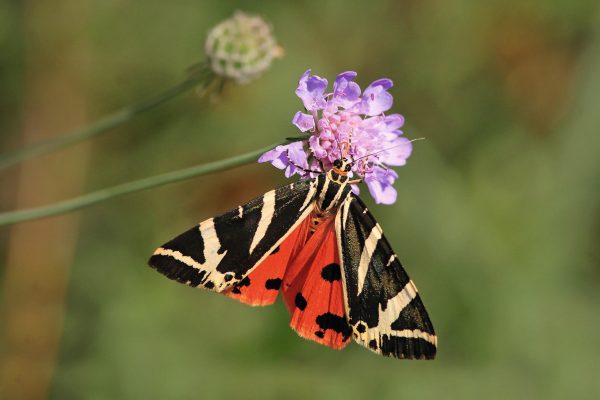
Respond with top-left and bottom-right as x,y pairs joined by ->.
1,1 -> 599,399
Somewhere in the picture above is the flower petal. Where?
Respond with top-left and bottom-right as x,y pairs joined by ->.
368,181 -> 397,204
361,78 -> 394,116
384,113 -> 405,131
382,137 -> 413,166
365,167 -> 398,204
286,141 -> 308,169
308,135 -> 328,159
258,142 -> 309,178
295,69 -> 328,111
258,145 -> 290,170
332,71 -> 361,109
292,111 -> 315,132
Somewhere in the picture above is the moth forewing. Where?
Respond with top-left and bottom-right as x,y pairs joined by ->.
149,179 -> 317,292
335,194 -> 437,359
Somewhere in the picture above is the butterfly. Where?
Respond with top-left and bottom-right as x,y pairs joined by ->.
148,157 -> 436,359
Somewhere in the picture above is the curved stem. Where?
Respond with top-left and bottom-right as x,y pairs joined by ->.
0,65 -> 214,171
0,142 -> 280,226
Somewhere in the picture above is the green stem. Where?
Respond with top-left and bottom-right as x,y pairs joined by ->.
0,65 -> 214,171
0,143 -> 280,226
284,134 -> 311,141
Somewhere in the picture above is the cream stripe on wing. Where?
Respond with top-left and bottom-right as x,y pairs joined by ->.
153,248 -> 202,269
356,224 -> 382,295
198,218 -> 224,268
378,280 -> 418,322
335,197 -> 352,318
329,181 -> 345,209
300,180 -> 317,211
248,190 -> 275,254
340,195 -> 352,227
358,326 -> 437,350
386,254 -> 396,267
392,329 -> 437,346
317,176 -> 330,208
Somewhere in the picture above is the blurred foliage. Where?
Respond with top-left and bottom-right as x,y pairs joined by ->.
1,0 -> 599,399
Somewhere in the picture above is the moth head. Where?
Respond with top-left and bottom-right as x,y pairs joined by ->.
332,158 -> 352,175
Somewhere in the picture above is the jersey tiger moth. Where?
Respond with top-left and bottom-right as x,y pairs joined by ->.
148,158 -> 437,359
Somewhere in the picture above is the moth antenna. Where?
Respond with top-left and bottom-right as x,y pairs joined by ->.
346,127 -> 355,159
341,142 -> 350,159
350,137 -> 425,166
337,127 -> 355,160
288,159 -> 323,175
336,135 -> 345,159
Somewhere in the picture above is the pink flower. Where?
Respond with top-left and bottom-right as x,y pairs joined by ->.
259,69 -> 414,204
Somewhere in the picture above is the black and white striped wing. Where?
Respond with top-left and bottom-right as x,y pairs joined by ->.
335,194 -> 437,359
149,179 -> 318,292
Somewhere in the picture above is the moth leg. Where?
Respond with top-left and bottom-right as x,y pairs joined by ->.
348,179 -> 362,184
318,159 -> 326,172
288,160 -> 322,175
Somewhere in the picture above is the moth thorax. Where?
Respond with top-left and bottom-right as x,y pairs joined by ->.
328,170 -> 349,184
316,174 -> 351,213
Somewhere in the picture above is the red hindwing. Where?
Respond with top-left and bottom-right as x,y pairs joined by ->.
281,217 -> 351,349
223,217 -> 310,306
223,215 -> 351,350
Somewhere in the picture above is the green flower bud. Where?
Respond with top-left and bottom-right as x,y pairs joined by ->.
205,11 -> 282,84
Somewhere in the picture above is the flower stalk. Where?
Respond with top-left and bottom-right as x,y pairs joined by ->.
0,142 -> 281,226
0,10 -> 281,172
0,65 -> 214,171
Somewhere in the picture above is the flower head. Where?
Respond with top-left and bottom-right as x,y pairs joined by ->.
259,69 -> 414,204
205,11 -> 283,84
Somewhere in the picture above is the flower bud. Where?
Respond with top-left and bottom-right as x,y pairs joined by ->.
205,11 -> 282,84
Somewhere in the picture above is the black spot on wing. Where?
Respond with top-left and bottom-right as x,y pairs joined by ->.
315,331 -> 325,338
355,322 -> 366,333
380,334 -> 436,360
390,294 -> 435,333
368,339 -> 378,350
238,277 -> 251,287
316,313 -> 351,341
321,263 -> 341,282
204,281 -> 215,289
230,276 -> 251,294
294,293 -> 307,310
265,278 -> 282,290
